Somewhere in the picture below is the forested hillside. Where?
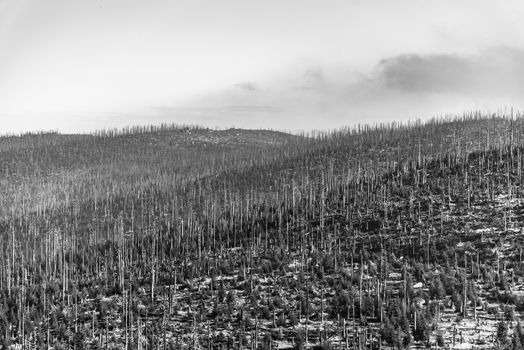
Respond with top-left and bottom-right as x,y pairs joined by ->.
3,114 -> 524,349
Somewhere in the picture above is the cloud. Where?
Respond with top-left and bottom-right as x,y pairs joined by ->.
375,47 -> 524,96
158,47 -> 524,130
377,54 -> 472,93
15,47 -> 522,132
235,82 -> 258,92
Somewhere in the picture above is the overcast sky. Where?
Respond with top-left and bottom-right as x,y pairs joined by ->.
1,0 -> 524,133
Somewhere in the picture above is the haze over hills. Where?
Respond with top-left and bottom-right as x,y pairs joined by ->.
3,2 -> 524,132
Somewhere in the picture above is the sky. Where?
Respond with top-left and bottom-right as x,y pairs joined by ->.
1,0 -> 524,133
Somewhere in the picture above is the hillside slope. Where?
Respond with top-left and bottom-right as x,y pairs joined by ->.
2,115 -> 524,349
0,127 -> 305,216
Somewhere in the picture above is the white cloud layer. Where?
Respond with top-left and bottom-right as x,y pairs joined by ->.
1,1 -> 524,132
181,47 -> 524,130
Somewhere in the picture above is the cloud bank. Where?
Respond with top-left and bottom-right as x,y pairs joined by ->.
378,48 -> 524,95
177,47 -> 524,130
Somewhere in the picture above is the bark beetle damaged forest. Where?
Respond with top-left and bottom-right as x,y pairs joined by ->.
4,114 -> 524,349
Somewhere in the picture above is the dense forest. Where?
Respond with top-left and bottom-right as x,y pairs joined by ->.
3,113 -> 524,349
